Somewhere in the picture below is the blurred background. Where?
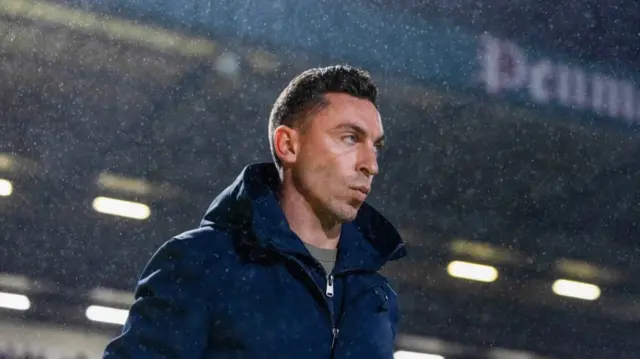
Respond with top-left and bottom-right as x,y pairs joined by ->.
2,0 -> 640,358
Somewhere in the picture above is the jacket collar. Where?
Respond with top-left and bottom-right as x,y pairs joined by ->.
201,163 -> 406,272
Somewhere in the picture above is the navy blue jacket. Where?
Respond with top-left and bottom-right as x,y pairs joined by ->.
103,163 -> 407,359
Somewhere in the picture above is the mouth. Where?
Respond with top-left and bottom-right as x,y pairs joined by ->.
351,186 -> 371,200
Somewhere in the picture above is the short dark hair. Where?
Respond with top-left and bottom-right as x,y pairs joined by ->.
268,65 -> 378,169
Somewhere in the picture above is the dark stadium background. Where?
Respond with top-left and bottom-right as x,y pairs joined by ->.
2,0 -> 640,358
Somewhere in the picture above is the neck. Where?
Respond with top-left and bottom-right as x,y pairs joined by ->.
278,178 -> 341,250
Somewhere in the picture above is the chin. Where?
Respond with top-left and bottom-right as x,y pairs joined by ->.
338,212 -> 358,223
332,204 -> 360,223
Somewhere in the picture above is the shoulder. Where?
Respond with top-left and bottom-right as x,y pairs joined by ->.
145,226 -> 241,274
168,226 -> 232,253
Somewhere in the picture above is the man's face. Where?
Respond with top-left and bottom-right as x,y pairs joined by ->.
292,93 -> 384,223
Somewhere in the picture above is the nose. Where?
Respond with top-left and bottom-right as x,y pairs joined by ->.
357,144 -> 379,177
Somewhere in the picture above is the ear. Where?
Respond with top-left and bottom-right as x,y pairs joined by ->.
273,125 -> 300,166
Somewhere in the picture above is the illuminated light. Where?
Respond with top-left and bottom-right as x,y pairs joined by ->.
0,154 -> 14,171
552,279 -> 601,301
0,291 -> 30,311
92,196 -> 150,220
447,261 -> 498,283
215,52 -> 241,77
86,305 -> 129,325
395,351 -> 445,359
246,50 -> 280,73
555,258 -> 619,282
0,179 -> 13,196
97,173 -> 153,195
449,239 -> 520,264
0,272 -> 31,290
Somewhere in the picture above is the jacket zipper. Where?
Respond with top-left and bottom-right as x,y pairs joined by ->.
309,257 -> 340,352
326,274 -> 335,297
282,254 -> 339,353
326,243 -> 404,354
325,274 -> 339,355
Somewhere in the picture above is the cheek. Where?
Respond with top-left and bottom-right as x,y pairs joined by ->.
293,158 -> 330,196
304,165 -> 344,204
298,143 -> 351,192
309,162 -> 338,190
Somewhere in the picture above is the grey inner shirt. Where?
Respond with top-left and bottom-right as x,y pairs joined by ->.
303,242 -> 338,275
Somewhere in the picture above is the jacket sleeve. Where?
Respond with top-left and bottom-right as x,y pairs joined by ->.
103,236 -> 212,359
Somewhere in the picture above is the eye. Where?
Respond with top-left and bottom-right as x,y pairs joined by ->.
374,144 -> 383,155
342,134 -> 358,144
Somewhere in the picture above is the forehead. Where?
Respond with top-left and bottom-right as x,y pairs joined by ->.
310,93 -> 383,136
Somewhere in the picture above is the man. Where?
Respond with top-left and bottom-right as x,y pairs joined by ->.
103,65 -> 407,359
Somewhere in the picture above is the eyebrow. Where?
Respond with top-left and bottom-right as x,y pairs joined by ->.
335,123 -> 385,146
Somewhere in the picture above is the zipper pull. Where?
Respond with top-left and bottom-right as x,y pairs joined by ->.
326,275 -> 334,297
331,328 -> 340,348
